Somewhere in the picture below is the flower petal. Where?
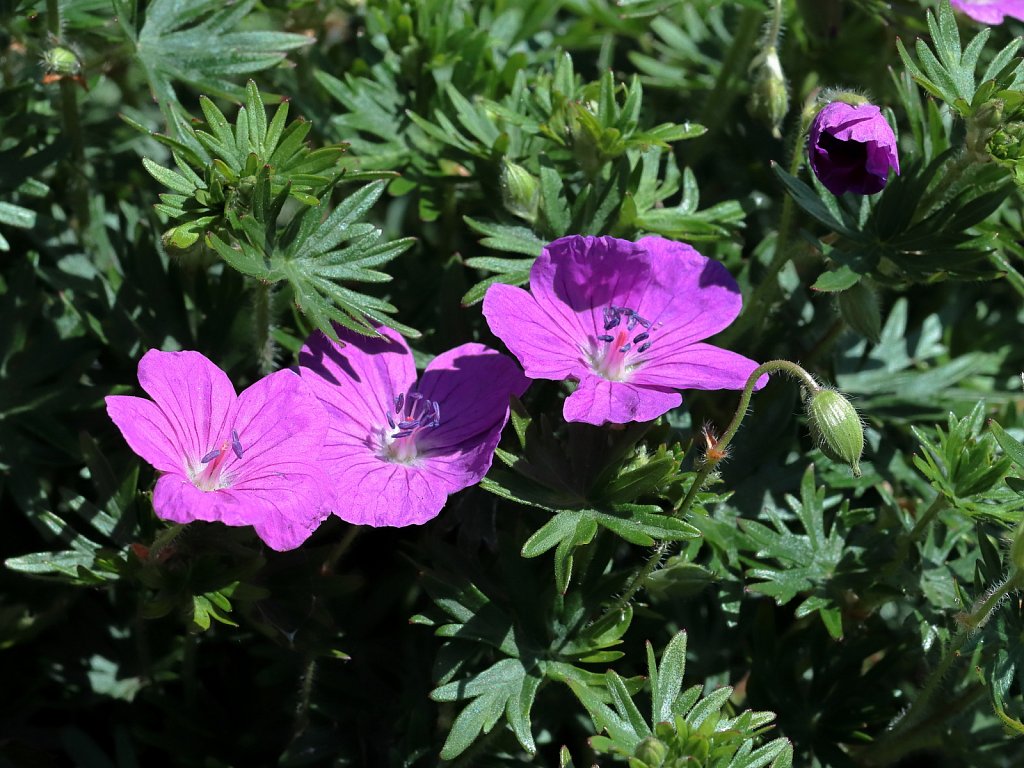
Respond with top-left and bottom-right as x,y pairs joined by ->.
299,326 -> 416,430
135,349 -> 237,466
106,395 -> 185,473
229,369 -> 329,491
563,374 -> 681,425
632,237 -> 745,342
631,342 -> 766,391
483,283 -> 587,380
416,344 -> 529,454
950,0 -> 1024,25
320,452 -> 449,527
152,470 -> 328,551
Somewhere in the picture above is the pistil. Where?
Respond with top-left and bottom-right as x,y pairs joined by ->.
590,306 -> 655,381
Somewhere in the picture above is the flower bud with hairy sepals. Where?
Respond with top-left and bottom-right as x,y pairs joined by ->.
633,736 -> 668,768
499,160 -> 539,223
42,46 -> 82,76
748,46 -> 789,138
805,387 -> 864,476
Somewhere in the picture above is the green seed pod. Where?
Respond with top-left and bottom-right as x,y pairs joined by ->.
499,160 -> 539,223
42,45 -> 82,76
633,736 -> 668,768
805,388 -> 864,476
747,46 -> 789,139
837,281 -> 881,343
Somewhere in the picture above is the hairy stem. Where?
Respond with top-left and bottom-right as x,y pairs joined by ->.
46,0 -> 90,228
253,281 -> 276,374
869,569 -> 1024,763
597,360 -> 820,623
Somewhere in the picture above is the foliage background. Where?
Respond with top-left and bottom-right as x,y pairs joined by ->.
4,0 -> 1024,765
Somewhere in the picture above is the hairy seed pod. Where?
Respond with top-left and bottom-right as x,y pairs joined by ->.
805,388 -> 864,476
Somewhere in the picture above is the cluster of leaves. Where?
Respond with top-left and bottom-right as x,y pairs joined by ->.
139,81 -> 416,341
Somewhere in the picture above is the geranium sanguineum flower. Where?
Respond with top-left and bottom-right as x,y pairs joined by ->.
482,235 -> 763,426
951,0 -> 1024,24
808,101 -> 900,196
106,350 -> 331,551
298,328 -> 529,527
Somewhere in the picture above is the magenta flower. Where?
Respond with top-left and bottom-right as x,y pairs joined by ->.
482,235 -> 763,426
106,350 -> 331,551
808,101 -> 900,195
951,0 -> 1024,23
298,328 -> 529,527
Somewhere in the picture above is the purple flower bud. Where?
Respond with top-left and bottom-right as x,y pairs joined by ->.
807,101 -> 899,196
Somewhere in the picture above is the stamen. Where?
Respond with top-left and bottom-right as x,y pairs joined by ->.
200,448 -> 221,464
398,419 -> 420,430
386,412 -> 396,429
394,393 -> 404,414
598,334 -> 614,342
603,307 -> 620,330
636,316 -> 651,328
633,332 -> 649,344
637,341 -> 652,353
619,343 -> 632,353
626,314 -> 638,330
432,401 -> 441,426
231,430 -> 243,459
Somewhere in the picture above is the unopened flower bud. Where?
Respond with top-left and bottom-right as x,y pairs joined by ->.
748,46 -> 789,138
42,45 -> 82,76
837,281 -> 881,342
633,736 -> 668,768
966,99 -> 1004,161
808,99 -> 899,195
805,388 -> 864,476
500,160 -> 539,223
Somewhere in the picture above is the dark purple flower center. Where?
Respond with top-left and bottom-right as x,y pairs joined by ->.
191,429 -> 243,491
819,132 -> 869,172
380,388 -> 441,463
589,305 -> 655,382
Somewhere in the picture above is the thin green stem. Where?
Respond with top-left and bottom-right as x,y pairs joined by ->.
989,250 -> 1024,300
596,360 -> 820,624
293,656 -> 317,736
872,569 -> 1024,760
253,281 -> 275,374
46,0 -> 90,227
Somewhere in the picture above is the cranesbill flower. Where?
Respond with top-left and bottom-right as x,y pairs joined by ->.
808,101 -> 900,195
951,0 -> 1024,24
482,235 -> 763,426
106,350 -> 331,551
298,328 -> 529,527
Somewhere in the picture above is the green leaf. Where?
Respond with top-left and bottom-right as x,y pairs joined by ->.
134,0 -> 312,107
